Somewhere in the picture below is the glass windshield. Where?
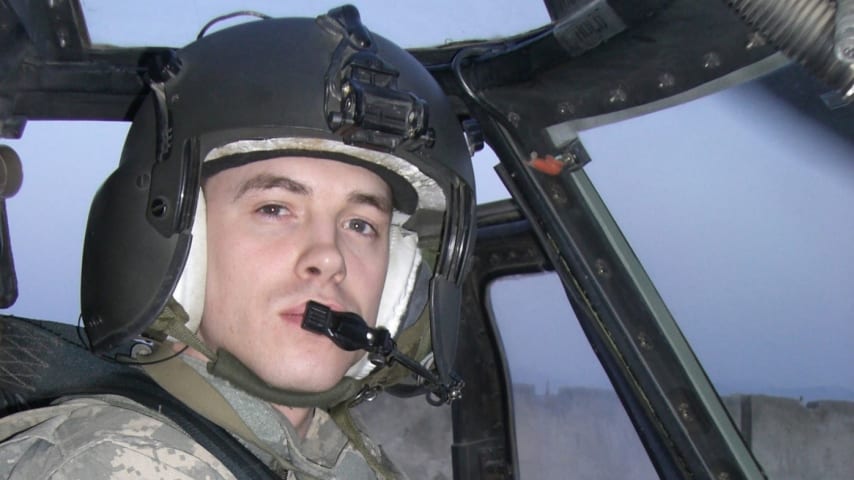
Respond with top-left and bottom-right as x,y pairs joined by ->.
484,70 -> 853,478
489,272 -> 658,479
580,71 -> 854,477
81,0 -> 551,49
582,75 -> 854,404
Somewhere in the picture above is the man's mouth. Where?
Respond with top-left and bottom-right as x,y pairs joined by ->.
280,301 -> 346,325
279,312 -> 305,326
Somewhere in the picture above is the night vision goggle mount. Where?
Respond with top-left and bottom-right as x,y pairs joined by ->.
323,6 -> 434,153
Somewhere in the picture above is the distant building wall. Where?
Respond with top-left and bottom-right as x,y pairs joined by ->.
355,394 -> 453,480
356,387 -> 854,479
514,386 -> 658,479
723,395 -> 854,479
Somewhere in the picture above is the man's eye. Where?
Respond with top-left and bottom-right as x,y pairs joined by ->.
347,218 -> 377,236
257,204 -> 289,217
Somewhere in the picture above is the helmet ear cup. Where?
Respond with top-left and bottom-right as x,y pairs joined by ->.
345,223 -> 421,379
81,102 -> 195,351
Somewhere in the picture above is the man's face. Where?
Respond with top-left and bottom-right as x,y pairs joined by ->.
200,156 -> 392,393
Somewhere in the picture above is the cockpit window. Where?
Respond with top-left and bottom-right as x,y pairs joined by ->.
580,73 -> 854,478
489,272 -> 658,478
485,64 -> 853,478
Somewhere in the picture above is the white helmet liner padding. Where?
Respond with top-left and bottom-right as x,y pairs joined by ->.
173,193 -> 207,334
206,138 -> 446,212
345,222 -> 420,378
173,138 -> 438,380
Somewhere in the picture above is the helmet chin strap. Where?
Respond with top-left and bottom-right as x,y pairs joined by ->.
148,298 -> 461,409
148,299 -> 361,408
208,349 -> 363,409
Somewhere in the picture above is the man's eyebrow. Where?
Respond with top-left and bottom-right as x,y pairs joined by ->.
233,173 -> 311,201
233,172 -> 391,213
348,192 -> 392,214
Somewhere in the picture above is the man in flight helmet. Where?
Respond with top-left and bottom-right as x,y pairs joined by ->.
0,5 -> 477,479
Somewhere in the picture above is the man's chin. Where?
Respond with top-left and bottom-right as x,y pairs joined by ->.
258,368 -> 347,394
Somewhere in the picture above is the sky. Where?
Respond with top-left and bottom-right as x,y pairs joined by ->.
2,1 -> 852,401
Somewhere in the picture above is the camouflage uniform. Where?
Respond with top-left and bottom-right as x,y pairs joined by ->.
0,355 -> 404,480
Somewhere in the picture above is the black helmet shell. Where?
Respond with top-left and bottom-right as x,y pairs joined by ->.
82,10 -> 475,387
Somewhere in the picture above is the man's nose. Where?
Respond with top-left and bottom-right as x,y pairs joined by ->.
295,224 -> 346,284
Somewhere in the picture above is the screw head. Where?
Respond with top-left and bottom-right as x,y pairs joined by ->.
150,198 -> 168,218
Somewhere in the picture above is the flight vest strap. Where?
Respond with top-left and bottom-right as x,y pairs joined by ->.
140,346 -> 307,477
0,315 -> 281,480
